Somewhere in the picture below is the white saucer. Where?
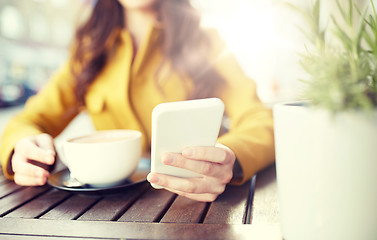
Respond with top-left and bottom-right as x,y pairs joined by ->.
47,158 -> 150,194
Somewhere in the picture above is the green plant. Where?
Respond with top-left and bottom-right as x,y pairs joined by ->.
295,0 -> 377,112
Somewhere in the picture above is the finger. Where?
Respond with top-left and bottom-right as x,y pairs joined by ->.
35,134 -> 56,171
15,137 -> 55,165
147,172 -> 225,195
35,134 -> 56,155
182,146 -> 234,164
14,173 -> 48,186
165,187 -> 219,202
162,153 -> 232,180
12,155 -> 50,178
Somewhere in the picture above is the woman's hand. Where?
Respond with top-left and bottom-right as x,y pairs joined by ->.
11,133 -> 56,186
147,143 -> 236,202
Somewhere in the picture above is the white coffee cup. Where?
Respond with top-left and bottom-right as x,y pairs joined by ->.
59,129 -> 142,187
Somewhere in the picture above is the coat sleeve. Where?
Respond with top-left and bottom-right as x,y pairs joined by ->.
0,62 -> 80,179
208,31 -> 275,185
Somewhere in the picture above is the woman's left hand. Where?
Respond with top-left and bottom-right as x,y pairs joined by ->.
147,143 -> 236,202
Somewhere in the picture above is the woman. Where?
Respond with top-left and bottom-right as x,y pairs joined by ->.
0,0 -> 275,202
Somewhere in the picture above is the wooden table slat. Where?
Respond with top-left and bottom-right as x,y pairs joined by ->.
0,234 -> 105,240
39,194 -> 101,220
77,183 -> 149,221
160,196 -> 208,224
5,189 -> 71,219
0,181 -> 25,199
251,165 -> 280,224
0,174 -> 9,185
0,218 -> 282,240
204,180 -> 251,224
0,163 -> 281,239
0,186 -> 50,217
118,187 -> 176,222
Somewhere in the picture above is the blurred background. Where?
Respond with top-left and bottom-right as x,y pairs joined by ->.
0,0 -> 91,108
0,0 -> 371,137
0,0 -> 308,110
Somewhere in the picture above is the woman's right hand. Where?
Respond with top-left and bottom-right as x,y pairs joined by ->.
11,133 -> 56,186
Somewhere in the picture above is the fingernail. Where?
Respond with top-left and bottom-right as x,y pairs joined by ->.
182,148 -> 193,156
40,176 -> 48,185
148,174 -> 159,183
45,155 -> 54,164
162,154 -> 173,164
47,150 -> 56,157
37,169 -> 46,178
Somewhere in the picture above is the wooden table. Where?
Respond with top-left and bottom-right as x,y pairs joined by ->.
0,164 -> 281,239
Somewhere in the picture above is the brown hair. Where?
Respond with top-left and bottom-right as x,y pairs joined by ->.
72,0 -> 225,105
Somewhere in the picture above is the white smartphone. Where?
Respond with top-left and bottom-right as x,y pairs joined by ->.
150,98 -> 225,189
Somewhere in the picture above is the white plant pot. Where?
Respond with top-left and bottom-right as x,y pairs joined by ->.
273,102 -> 377,240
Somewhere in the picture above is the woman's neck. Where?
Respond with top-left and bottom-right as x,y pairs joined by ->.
124,8 -> 158,49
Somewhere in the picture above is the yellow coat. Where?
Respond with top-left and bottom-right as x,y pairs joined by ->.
0,26 -> 275,184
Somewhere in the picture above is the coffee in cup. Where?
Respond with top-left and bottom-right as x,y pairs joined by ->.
59,129 -> 142,187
